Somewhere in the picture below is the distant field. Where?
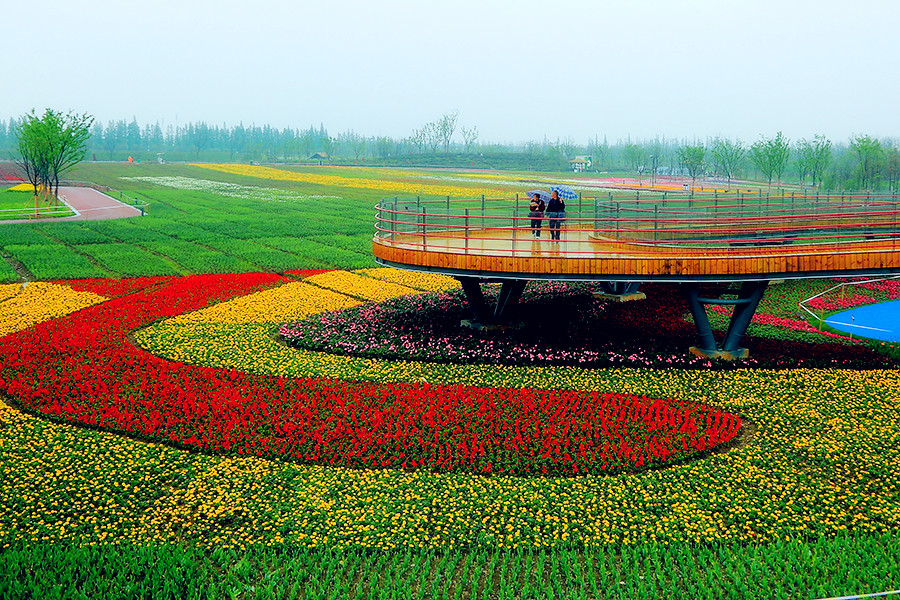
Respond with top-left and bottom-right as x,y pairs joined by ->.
0,163 -> 547,282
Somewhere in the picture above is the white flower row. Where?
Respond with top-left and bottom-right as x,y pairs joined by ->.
119,176 -> 341,203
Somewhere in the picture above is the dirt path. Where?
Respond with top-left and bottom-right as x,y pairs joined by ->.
2,187 -> 144,224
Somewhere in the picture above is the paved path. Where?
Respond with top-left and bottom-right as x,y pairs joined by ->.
2,187 -> 143,224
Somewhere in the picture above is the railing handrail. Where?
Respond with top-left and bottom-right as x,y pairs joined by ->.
374,194 -> 900,251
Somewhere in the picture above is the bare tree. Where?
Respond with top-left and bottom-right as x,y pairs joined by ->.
437,110 -> 459,152
461,125 -> 478,152
423,122 -> 441,153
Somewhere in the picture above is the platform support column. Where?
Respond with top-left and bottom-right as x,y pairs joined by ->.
457,277 -> 527,327
683,280 -> 769,360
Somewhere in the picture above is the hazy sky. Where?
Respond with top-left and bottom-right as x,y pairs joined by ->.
6,0 -> 899,145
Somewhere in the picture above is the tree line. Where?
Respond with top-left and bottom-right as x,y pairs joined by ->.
1,111 -> 897,191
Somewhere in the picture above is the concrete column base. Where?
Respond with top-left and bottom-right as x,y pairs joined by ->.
689,346 -> 750,361
593,291 -> 647,302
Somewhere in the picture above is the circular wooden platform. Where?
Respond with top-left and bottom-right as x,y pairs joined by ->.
373,193 -> 900,283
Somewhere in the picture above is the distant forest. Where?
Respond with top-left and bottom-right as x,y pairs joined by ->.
0,114 -> 898,191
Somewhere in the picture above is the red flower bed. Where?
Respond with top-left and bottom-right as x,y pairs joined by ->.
0,273 -> 742,475
53,276 -> 177,298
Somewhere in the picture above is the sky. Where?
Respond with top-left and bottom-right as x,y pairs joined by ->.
5,0 -> 900,146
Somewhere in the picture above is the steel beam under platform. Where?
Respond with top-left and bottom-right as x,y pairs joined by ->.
683,281 -> 769,360
457,276 -> 527,328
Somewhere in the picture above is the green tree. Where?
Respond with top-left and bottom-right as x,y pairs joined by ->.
15,108 -> 93,200
622,143 -> 645,172
750,132 -> 791,188
793,135 -> 832,188
884,144 -> 900,191
710,137 -> 745,187
677,144 -> 706,185
849,134 -> 884,190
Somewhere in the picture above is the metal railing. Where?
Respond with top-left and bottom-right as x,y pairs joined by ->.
374,193 -> 900,256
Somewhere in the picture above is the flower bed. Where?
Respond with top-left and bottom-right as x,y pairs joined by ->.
280,282 -> 893,370
3,273 -> 900,551
0,273 -> 741,476
0,282 -> 107,338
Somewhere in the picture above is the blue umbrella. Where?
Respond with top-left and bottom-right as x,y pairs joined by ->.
527,189 -> 552,202
550,185 -> 578,200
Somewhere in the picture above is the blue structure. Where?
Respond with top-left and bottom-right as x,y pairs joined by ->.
825,300 -> 900,342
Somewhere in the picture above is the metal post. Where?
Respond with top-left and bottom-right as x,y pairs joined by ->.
615,203 -> 621,241
481,194 -> 485,230
421,207 -> 427,248
654,204 -> 659,241
465,208 -> 470,252
511,207 -> 517,254
391,200 -> 397,239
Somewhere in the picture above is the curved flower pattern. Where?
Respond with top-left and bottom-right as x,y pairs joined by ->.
0,273 -> 739,477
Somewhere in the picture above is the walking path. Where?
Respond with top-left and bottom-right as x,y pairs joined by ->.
1,186 -> 143,224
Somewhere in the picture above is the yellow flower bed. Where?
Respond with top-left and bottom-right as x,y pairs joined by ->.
169,280 -> 359,326
0,282 -> 106,338
305,270 -> 419,302
192,164 -> 507,198
6,183 -> 34,192
355,267 -> 459,292
0,283 -> 22,303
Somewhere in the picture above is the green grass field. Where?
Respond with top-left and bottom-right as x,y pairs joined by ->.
0,163 -> 385,281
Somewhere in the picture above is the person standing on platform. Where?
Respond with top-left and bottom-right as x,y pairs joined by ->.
529,194 -> 545,238
546,189 -> 566,241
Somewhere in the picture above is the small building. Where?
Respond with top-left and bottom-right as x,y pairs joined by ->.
308,152 -> 329,165
569,155 -> 593,172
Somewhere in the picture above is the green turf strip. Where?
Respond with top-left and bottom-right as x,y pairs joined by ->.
2,536 -> 897,600
3,244 -> 111,279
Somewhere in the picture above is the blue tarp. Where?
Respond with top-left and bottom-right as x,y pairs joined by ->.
825,300 -> 900,342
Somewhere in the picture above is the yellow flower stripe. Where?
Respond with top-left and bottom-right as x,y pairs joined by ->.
0,284 -> 22,303
355,267 -> 459,292
169,280 -> 359,325
0,282 -> 107,338
304,270 -> 420,302
192,164 -> 507,198
6,183 -> 34,192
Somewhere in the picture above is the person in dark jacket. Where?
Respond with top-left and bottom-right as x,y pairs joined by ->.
546,190 -> 566,240
528,194 -> 545,238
